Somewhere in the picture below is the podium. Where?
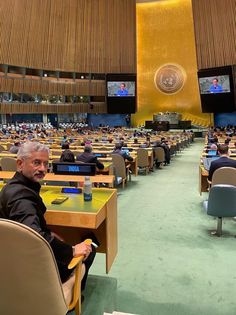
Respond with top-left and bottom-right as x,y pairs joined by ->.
145,121 -> 169,131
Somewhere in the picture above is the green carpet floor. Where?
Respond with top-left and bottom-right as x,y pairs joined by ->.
77,139 -> 236,315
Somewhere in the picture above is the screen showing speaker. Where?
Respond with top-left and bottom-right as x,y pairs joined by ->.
198,66 -> 235,113
107,81 -> 135,97
106,74 -> 136,114
198,75 -> 231,94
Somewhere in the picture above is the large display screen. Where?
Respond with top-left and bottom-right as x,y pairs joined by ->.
106,74 -> 136,114
107,81 -> 135,97
198,75 -> 231,94
198,66 -> 235,113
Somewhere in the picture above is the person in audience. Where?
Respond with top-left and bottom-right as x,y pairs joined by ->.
208,144 -> 236,182
125,114 -> 131,127
81,137 -> 91,146
60,143 -> 75,162
76,145 -> 104,169
9,141 -> 21,154
209,143 -> 218,150
112,142 -> 133,162
160,137 -> 171,165
0,142 -> 95,289
213,135 -> 219,144
140,136 -> 151,148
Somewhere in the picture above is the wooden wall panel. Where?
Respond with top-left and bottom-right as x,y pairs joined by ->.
41,81 -> 50,94
0,0 -> 136,73
13,79 -> 24,93
23,80 -> 32,94
0,78 -> 13,92
0,76 -> 105,97
30,80 -> 42,94
192,0 -> 236,69
90,81 -> 105,96
64,83 -> 75,96
74,81 -> 90,95
0,103 -> 106,114
0,0 -> 15,65
48,81 -> 61,95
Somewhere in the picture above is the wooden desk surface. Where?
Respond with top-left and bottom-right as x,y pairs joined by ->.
43,187 -> 115,228
199,164 -> 208,195
44,186 -> 117,273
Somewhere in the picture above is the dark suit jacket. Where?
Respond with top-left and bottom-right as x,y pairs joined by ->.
76,152 -> 104,170
0,172 -> 73,283
208,156 -> 236,181
59,149 -> 75,162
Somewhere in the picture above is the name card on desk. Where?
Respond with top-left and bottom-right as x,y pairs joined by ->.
52,162 -> 96,176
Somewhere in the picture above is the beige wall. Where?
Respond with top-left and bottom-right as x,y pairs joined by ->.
134,0 -> 210,127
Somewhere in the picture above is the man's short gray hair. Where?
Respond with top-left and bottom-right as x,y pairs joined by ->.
17,142 -> 50,160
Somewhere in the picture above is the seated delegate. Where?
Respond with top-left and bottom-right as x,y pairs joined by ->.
208,144 -> 236,182
0,141 -> 96,290
76,145 -> 104,170
112,142 -> 133,162
60,143 -> 75,162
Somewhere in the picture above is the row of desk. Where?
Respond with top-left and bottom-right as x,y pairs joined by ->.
0,170 -> 115,187
0,150 -> 143,177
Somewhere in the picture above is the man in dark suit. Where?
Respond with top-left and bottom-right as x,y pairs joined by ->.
112,142 -> 133,162
60,142 -> 75,162
0,141 -> 95,288
76,145 -> 104,170
208,144 -> 236,182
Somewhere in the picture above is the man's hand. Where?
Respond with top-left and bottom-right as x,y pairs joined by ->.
73,241 -> 92,259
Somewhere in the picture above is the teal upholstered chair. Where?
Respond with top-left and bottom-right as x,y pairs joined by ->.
203,184 -> 236,236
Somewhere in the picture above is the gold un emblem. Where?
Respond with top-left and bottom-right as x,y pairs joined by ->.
154,64 -> 186,94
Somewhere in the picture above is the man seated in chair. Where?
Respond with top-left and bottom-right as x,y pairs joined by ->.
76,145 -> 104,170
0,142 -> 96,290
208,144 -> 236,182
9,141 -> 21,154
60,142 -> 75,163
112,142 -> 133,162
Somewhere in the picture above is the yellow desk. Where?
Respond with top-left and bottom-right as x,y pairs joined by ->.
0,153 -> 17,158
43,187 -> 117,273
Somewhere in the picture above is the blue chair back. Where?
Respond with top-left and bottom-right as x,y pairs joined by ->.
207,184 -> 236,217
